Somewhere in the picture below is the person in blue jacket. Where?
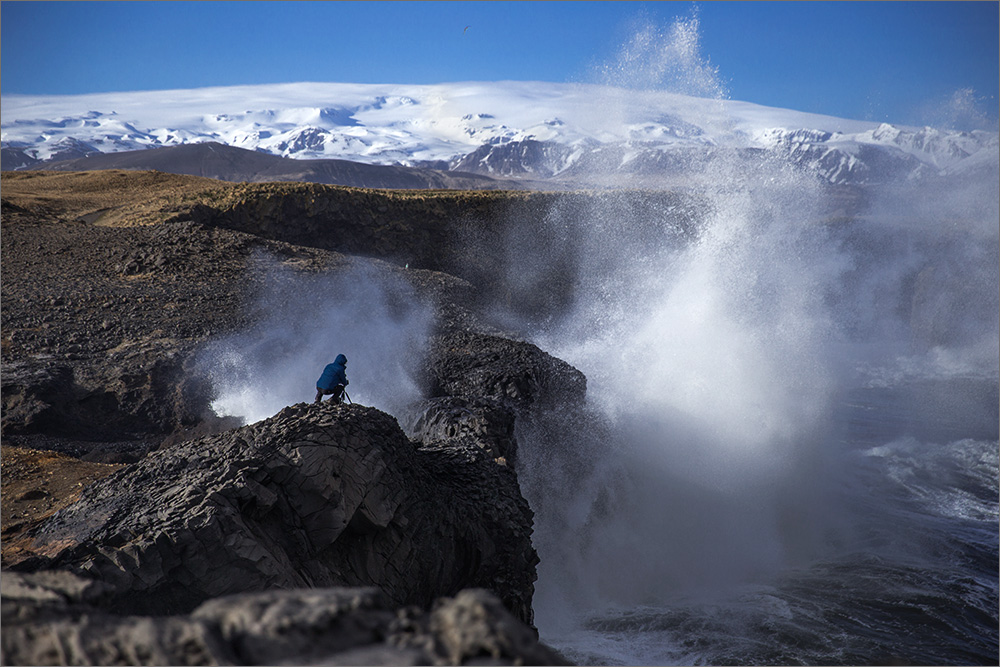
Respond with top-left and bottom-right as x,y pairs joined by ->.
314,354 -> 349,404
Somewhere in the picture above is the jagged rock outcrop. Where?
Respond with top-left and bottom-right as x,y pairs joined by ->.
1,213 -> 264,446
0,362 -> 79,437
407,396 -> 518,464
1,571 -> 569,666
1,172 -> 599,664
424,329 -> 587,409
1,347 -> 214,451
182,183 -> 553,278
402,329 -> 586,466
11,402 -> 539,627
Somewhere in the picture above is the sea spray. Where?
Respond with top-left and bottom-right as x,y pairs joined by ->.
496,10 -> 849,619
596,7 -> 728,115
501,11 -> 999,664
200,252 -> 433,424
513,153 -> 854,625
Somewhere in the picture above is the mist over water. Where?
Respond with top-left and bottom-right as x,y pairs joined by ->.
517,138 -> 853,625
200,254 -> 433,424
499,13 -> 999,664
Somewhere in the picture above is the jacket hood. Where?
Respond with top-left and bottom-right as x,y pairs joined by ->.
334,354 -> 347,365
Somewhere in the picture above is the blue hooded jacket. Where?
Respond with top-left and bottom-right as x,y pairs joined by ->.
317,354 -> 349,390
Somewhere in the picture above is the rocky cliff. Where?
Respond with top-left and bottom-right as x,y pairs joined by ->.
1,170 -> 588,664
11,402 -> 539,623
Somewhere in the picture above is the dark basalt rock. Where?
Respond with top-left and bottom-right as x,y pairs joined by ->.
1,571 -> 569,666
0,360 -> 78,436
12,401 -> 539,628
1,343 -> 215,448
402,328 -> 586,467
425,329 -> 587,409
1,176 -> 599,664
405,396 -> 518,464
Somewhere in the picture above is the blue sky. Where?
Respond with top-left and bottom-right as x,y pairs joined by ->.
2,1 -> 997,128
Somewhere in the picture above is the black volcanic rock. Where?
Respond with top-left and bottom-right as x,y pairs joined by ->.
425,329 -> 587,409
0,218 -> 261,445
406,396 -> 519,465
14,401 -> 539,626
1,572 -> 569,666
0,184 -> 594,443
402,329 -> 586,469
1,172 -> 603,665
0,342 -> 216,450
0,361 -> 78,437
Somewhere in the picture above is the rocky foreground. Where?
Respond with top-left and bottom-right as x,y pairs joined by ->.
1,399 -> 569,665
1,171 -> 599,664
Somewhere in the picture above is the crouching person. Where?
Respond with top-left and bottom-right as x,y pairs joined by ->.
315,354 -> 349,404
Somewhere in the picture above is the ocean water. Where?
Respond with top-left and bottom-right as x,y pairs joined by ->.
522,380 -> 997,666
508,164 -> 999,664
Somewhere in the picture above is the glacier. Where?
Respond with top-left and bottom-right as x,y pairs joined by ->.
2,81 -> 996,185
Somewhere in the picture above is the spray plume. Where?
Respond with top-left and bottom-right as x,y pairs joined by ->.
500,10 -> 999,630
200,253 -> 433,424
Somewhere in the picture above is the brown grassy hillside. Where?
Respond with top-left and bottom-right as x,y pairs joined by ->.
0,169 -> 537,228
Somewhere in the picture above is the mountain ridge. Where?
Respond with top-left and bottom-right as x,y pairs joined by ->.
9,141 -> 522,190
3,81 -> 997,187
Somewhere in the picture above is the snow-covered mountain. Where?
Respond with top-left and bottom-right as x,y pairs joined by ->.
3,81 -> 997,185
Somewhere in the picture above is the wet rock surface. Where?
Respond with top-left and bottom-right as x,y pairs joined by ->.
405,396 -> 519,465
